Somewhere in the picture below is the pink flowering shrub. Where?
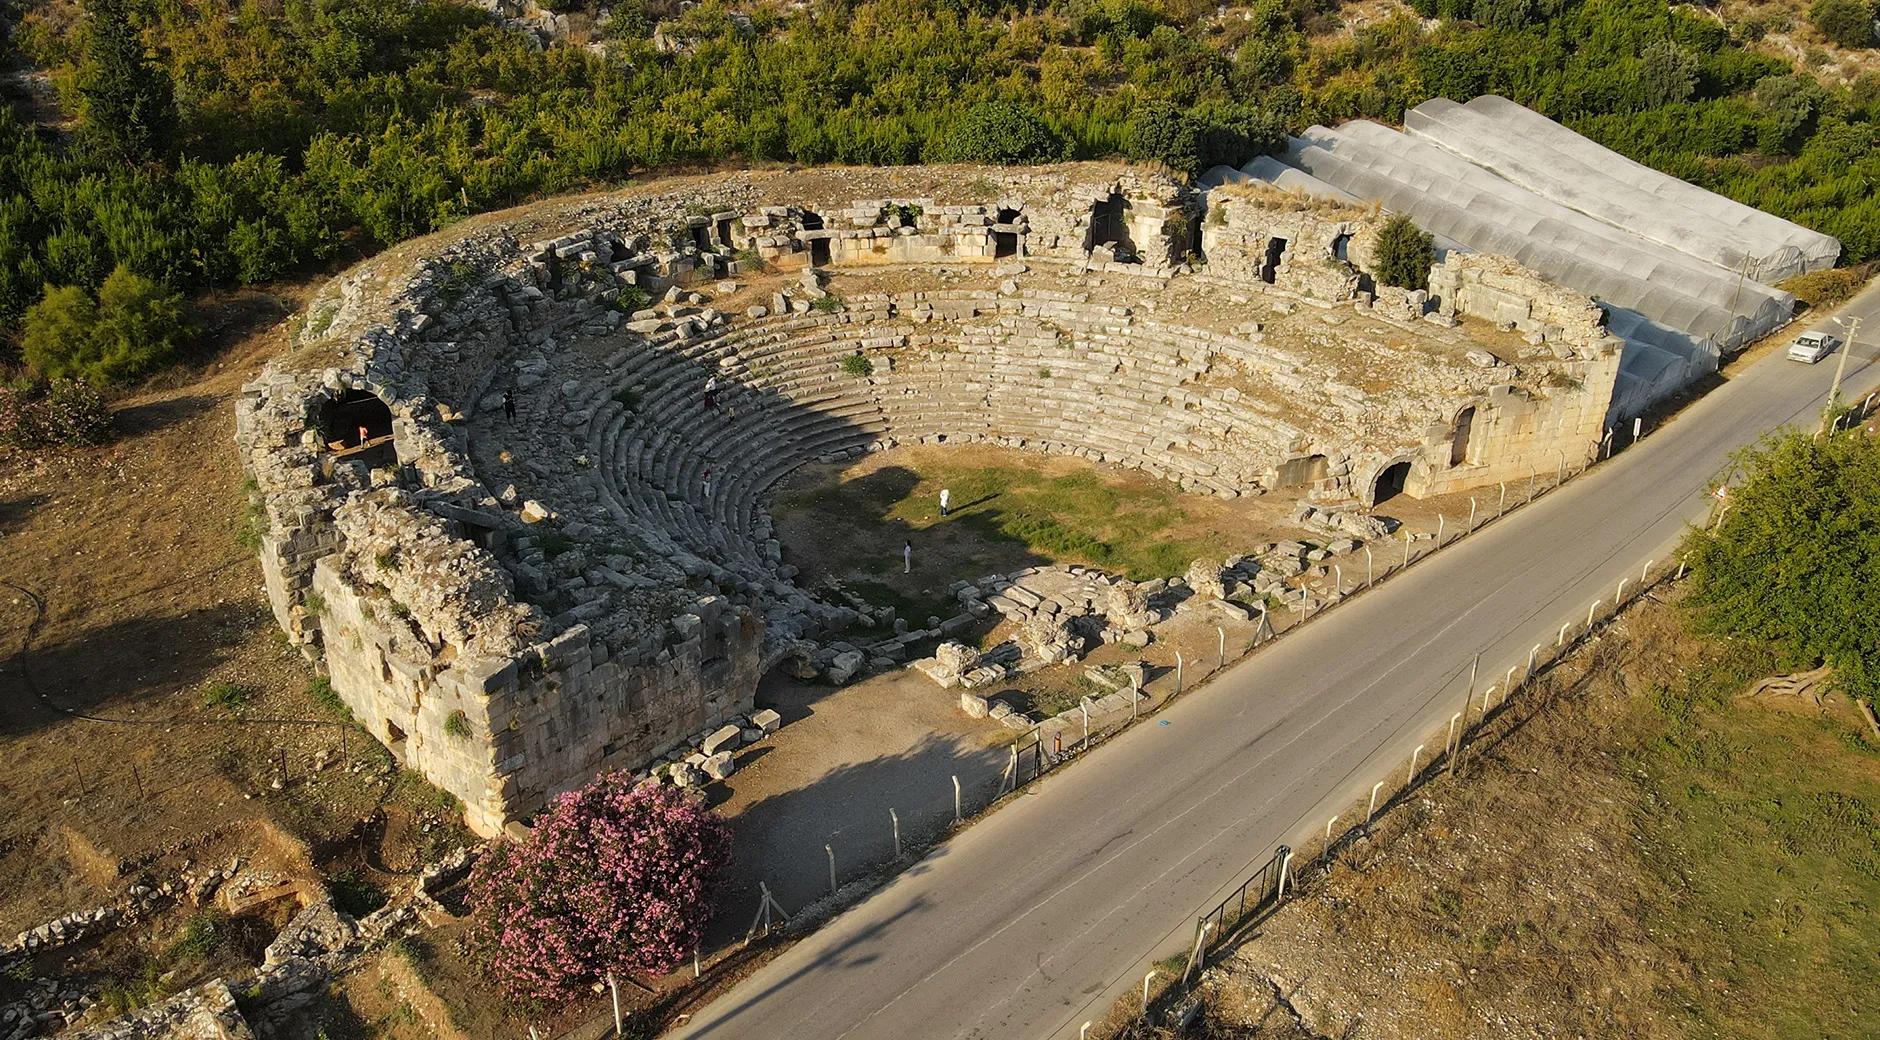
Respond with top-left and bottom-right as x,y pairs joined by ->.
466,774 -> 732,1005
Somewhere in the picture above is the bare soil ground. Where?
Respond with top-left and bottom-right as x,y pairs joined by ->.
1163,594 -> 1880,1040
0,281 -> 471,1027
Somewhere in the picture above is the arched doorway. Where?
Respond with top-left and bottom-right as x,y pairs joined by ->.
1372,460 -> 1412,505
319,388 -> 393,450
1450,406 -> 1476,467
1274,453 -> 1329,488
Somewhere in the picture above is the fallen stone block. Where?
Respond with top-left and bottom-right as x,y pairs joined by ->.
702,725 -> 742,756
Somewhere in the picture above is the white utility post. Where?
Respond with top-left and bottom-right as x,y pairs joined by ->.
1365,545 -> 1374,587
952,775 -> 962,824
826,844 -> 837,896
1437,514 -> 1446,545
1217,625 -> 1226,669
609,975 -> 622,1038
1175,650 -> 1184,695
1468,497 -> 1477,530
890,808 -> 901,858
1367,780 -> 1385,824
1131,671 -> 1142,721
1142,971 -> 1159,1018
1826,315 -> 1861,432
1588,599 -> 1601,628
1408,743 -> 1425,783
1558,622 -> 1572,646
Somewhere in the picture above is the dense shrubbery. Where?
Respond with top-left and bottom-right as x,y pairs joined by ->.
1682,430 -> 1880,699
1809,0 -> 1878,49
467,775 -> 731,1005
1,0 -> 1876,369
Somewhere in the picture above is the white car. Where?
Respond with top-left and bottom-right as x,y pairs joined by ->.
1787,330 -> 1841,364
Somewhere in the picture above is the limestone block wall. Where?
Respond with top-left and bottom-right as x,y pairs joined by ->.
1428,253 -> 1611,346
1199,186 -> 1374,302
308,500 -> 761,834
1409,351 -> 1621,499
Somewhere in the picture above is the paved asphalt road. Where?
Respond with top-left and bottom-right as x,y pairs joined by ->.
668,287 -> 1880,1040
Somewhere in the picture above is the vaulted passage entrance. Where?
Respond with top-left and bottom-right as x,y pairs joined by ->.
1372,460 -> 1412,504
319,389 -> 392,450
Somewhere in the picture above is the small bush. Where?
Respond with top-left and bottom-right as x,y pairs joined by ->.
537,531 -> 574,557
0,378 -> 113,450
1127,102 -> 1203,175
935,101 -> 1067,165
327,870 -> 388,917
1780,264 -> 1874,310
445,709 -> 473,739
164,911 -> 227,965
612,387 -> 640,409
22,266 -> 192,387
1810,0 -> 1878,47
606,285 -> 651,314
201,681 -> 250,710
811,294 -> 844,313
840,353 -> 874,377
301,590 -> 325,616
1372,213 -> 1436,291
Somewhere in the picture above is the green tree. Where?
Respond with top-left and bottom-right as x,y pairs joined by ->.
1682,430 -> 1880,698
1809,0 -> 1877,48
1126,103 -> 1202,174
1638,40 -> 1700,108
22,265 -> 191,386
77,0 -> 178,163
934,101 -> 1066,165
1371,213 -> 1435,291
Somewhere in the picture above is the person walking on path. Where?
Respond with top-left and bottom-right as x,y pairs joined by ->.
702,467 -> 713,500
703,375 -> 719,411
939,487 -> 950,517
903,541 -> 913,574
503,388 -> 517,422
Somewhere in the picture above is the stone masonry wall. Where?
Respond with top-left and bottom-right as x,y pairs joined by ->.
236,161 -> 1620,836
1408,351 -> 1621,499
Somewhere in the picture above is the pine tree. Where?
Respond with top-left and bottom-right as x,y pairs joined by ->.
77,0 -> 177,164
